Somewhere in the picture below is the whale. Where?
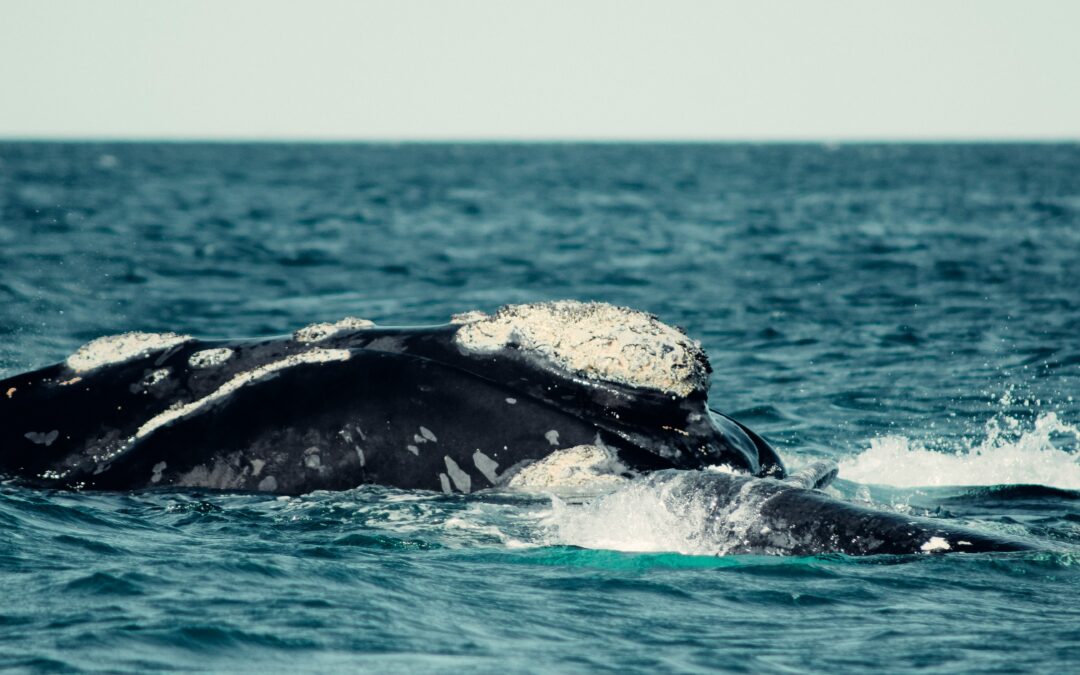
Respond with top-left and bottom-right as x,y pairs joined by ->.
0,302 -> 783,493
0,301 -> 1033,555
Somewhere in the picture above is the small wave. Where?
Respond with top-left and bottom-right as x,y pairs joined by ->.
839,412 -> 1080,489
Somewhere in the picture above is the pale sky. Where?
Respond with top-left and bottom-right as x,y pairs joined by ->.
1,0 -> 1078,140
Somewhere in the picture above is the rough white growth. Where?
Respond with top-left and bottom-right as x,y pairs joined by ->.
294,317 -> 375,343
419,426 -> 437,442
453,301 -> 709,396
544,430 -> 560,446
920,537 -> 951,552
189,348 -> 234,369
509,444 -> 629,490
67,332 -> 192,373
134,349 -> 351,441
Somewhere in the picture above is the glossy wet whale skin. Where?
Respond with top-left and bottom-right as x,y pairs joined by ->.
0,323 -> 782,493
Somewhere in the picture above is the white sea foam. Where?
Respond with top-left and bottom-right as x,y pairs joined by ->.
544,479 -> 715,555
538,472 -> 775,556
839,412 -> 1080,489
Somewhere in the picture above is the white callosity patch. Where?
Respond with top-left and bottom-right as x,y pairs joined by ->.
150,461 -> 167,483
508,444 -> 631,490
67,332 -> 192,373
188,348 -> 234,369
294,317 -> 375,343
544,430 -> 560,446
453,301 -> 709,397
920,537 -> 952,552
133,349 -> 352,442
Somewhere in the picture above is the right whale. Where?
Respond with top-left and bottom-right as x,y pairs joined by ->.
0,301 -> 1036,556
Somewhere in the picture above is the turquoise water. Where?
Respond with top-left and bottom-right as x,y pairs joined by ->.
1,143 -> 1079,672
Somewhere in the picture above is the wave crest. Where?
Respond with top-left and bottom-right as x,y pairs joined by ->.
839,412 -> 1080,489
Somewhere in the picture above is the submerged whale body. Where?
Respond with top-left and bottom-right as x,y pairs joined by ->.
0,301 -> 1032,555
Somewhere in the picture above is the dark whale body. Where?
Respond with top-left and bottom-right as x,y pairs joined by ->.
0,315 -> 781,494
0,302 -> 1034,555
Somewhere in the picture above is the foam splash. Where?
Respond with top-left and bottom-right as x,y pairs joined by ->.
538,472 -> 774,556
839,412 -> 1080,489
543,480 -> 715,555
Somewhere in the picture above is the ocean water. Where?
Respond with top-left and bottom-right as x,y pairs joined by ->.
1,142 -> 1078,672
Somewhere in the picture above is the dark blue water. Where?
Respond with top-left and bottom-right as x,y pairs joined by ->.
1,143 -> 1078,672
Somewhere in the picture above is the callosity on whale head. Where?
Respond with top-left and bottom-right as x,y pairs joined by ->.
0,301 -> 782,495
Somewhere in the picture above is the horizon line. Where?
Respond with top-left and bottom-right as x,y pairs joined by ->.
2,135 -> 1079,145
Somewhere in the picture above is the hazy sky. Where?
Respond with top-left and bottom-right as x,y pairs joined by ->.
1,0 -> 1078,140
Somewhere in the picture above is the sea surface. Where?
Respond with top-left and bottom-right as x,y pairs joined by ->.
1,142 -> 1078,672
